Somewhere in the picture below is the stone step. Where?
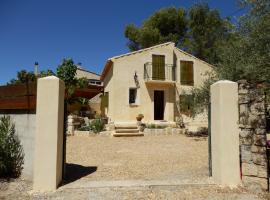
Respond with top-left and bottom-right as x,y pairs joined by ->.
113,132 -> 144,137
115,126 -> 138,129
115,129 -> 139,133
114,122 -> 137,126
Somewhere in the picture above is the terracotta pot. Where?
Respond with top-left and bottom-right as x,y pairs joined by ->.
136,117 -> 142,121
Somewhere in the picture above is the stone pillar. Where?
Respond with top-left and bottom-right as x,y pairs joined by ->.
33,76 -> 65,191
238,80 -> 268,191
67,115 -> 75,135
210,80 -> 241,187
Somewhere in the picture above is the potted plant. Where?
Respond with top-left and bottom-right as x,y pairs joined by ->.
136,114 -> 144,121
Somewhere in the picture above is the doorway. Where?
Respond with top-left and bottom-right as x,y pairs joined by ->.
154,90 -> 164,120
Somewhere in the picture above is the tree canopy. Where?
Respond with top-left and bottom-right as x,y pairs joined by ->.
125,3 -> 232,64
217,0 -> 270,83
56,58 -> 88,100
8,69 -> 55,85
181,0 -> 270,116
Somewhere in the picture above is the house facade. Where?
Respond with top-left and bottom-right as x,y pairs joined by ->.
100,42 -> 213,123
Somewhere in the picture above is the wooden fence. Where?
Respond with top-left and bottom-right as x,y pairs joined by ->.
0,82 -> 103,111
0,82 -> 37,110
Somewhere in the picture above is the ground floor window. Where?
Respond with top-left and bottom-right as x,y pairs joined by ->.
129,88 -> 137,104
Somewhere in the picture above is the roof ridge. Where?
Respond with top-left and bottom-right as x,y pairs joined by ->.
174,47 -> 214,68
76,66 -> 101,76
109,42 -> 175,60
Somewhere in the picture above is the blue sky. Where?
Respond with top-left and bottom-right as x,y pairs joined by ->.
0,0 -> 243,85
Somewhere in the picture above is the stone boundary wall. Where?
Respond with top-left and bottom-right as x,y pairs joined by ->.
0,111 -> 36,180
238,80 -> 268,191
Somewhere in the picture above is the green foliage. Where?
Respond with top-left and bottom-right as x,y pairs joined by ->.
0,116 -> 24,178
187,3 -> 232,64
39,70 -> 55,78
179,72 -> 217,117
57,59 -> 77,86
76,77 -> 88,89
125,7 -> 187,50
179,93 -> 195,117
217,0 -> 270,83
89,119 -> 104,133
146,124 -> 167,129
77,97 -> 89,106
57,59 -> 89,101
185,0 -> 270,116
125,4 -> 232,64
8,70 -> 36,85
57,58 -> 78,98
8,69 -> 55,85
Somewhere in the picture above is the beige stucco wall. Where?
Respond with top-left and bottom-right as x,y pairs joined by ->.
103,43 -> 213,122
103,64 -> 114,119
173,48 -> 213,94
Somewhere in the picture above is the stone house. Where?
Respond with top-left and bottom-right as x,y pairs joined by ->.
100,42 -> 213,123
76,65 -> 102,86
69,65 -> 102,116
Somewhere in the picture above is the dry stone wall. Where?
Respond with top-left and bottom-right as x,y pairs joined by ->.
238,80 -> 268,191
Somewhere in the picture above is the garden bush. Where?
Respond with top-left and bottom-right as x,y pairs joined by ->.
0,116 -> 24,178
146,124 -> 167,129
89,119 -> 104,133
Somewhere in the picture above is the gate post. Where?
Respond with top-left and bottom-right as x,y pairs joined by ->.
33,76 -> 65,191
210,80 -> 241,187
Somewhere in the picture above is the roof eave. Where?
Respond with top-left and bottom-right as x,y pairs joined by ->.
100,60 -> 113,81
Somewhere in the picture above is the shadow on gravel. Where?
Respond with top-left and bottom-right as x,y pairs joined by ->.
62,163 -> 97,185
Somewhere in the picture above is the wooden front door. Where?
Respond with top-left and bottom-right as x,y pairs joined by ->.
154,90 -> 164,120
152,55 -> 165,80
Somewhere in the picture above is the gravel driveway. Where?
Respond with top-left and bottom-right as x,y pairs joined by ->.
65,134 -> 209,182
1,134 -> 269,199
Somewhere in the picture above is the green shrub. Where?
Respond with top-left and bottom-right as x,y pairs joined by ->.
0,116 -> 24,178
89,119 -> 104,133
146,124 -> 166,129
146,124 -> 155,129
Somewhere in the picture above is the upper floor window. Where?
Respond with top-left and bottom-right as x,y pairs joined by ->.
152,55 -> 165,80
89,79 -> 102,86
180,61 -> 194,86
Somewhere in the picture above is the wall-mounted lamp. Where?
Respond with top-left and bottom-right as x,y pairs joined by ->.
134,71 -> 138,80
134,71 -> 140,88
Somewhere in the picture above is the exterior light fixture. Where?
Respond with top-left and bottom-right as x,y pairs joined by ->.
134,71 -> 138,80
134,71 -> 140,88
